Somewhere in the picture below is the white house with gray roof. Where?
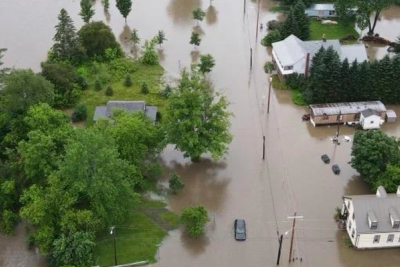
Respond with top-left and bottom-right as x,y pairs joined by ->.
93,101 -> 157,121
272,35 -> 368,79
342,186 -> 400,249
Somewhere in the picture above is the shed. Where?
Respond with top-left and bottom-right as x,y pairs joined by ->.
360,109 -> 382,130
386,110 -> 397,123
305,4 -> 337,18
93,100 -> 158,121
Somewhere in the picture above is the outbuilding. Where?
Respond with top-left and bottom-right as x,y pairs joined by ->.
386,110 -> 397,123
93,100 -> 158,121
341,186 -> 400,249
359,109 -> 383,130
305,4 -> 337,18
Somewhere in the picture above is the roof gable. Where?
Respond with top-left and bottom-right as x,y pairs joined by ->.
272,35 -> 307,66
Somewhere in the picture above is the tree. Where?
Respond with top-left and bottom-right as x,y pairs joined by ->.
51,9 -> 85,63
169,173 -> 184,193
293,0 -> 310,40
156,30 -> 167,47
0,70 -> 54,116
79,0 -> 95,23
261,30 -> 282,46
190,32 -> 201,48
94,79 -> 102,91
141,82 -> 149,94
164,68 -> 232,161
130,29 -> 140,45
41,62 -> 81,108
281,8 -> 300,39
49,231 -> 96,267
71,104 -> 88,122
139,39 -> 159,65
105,85 -> 114,96
102,0 -> 110,10
192,8 -> 206,25
0,48 -> 6,68
198,54 -> 215,74
374,164 -> 400,193
116,0 -> 132,22
78,22 -> 122,58
180,205 -> 209,238
351,130 -> 400,185
336,0 -> 395,35
124,74 -> 133,86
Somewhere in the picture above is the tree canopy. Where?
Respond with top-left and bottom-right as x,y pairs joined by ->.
198,54 -> 215,74
79,0 -> 95,23
180,205 -> 209,238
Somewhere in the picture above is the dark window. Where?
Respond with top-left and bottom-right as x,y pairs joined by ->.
373,235 -> 380,243
351,229 -> 355,238
387,234 -> 394,243
329,10 -> 335,15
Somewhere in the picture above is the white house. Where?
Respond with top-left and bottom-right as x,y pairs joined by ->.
305,4 -> 337,18
341,186 -> 400,249
359,108 -> 384,130
272,35 -> 368,80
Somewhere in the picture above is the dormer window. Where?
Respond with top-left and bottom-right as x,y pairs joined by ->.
389,207 -> 400,229
368,210 -> 378,230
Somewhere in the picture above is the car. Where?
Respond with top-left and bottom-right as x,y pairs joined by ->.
321,154 -> 330,164
234,219 -> 246,241
332,164 -> 340,175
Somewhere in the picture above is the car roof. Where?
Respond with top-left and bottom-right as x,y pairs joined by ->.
236,219 -> 245,226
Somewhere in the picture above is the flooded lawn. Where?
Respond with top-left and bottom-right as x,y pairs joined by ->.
1,0 -> 400,267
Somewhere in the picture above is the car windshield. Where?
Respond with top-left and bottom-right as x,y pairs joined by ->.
236,228 -> 245,234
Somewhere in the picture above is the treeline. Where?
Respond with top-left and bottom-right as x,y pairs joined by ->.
351,131 -> 400,193
287,47 -> 400,104
262,0 -> 309,46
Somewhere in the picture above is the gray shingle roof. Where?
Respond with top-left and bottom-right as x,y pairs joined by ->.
272,35 -> 306,66
310,101 -> 386,116
93,100 -> 157,121
345,190 -> 400,234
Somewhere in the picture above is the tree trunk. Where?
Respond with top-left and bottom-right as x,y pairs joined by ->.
370,11 -> 381,35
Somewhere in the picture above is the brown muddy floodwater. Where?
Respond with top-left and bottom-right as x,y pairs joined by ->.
1,1 -> 400,267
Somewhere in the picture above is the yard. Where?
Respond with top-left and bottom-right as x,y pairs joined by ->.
94,199 -> 180,267
309,19 -> 360,41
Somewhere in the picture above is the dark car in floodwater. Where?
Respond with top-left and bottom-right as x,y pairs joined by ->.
234,219 -> 246,241
332,164 -> 341,175
321,154 -> 330,164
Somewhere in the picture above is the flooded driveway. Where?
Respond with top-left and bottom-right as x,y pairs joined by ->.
1,0 -> 400,267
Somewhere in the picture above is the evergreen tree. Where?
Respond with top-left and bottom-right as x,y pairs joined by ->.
79,0 -> 95,23
140,82 -> 149,94
339,59 -> 351,102
376,56 -> 393,103
190,32 -> 201,48
116,0 -> 132,22
124,74 -> 132,87
193,8 -> 206,25
105,85 -> 114,96
390,56 -> 400,102
130,29 -> 140,45
156,30 -> 167,47
281,8 -> 300,39
293,0 -> 310,40
102,0 -> 110,10
347,60 -> 359,102
52,9 -> 83,63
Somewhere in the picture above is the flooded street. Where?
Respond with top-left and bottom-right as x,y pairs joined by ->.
1,0 -> 400,267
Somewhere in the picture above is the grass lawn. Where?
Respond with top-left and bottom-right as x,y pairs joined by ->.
94,199 -> 179,267
309,20 -> 359,41
78,63 -> 165,126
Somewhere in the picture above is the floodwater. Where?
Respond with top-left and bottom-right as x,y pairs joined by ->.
1,1 -> 400,267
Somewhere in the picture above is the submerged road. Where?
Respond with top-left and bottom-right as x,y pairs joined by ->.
1,0 -> 400,267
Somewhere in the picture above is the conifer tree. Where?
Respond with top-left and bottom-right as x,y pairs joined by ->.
116,0 -> 132,23
79,0 -> 95,23
130,29 -> 140,45
293,0 -> 310,40
156,30 -> 167,47
281,8 -> 300,39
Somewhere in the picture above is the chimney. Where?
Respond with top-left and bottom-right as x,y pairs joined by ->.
376,186 -> 387,198
304,53 -> 310,78
322,33 -> 326,42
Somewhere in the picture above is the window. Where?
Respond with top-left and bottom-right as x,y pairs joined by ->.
370,121 -> 374,124
284,66 -> 293,71
373,235 -> 380,243
329,10 -> 335,15
387,234 -> 394,243
322,113 -> 329,120
351,229 -> 355,238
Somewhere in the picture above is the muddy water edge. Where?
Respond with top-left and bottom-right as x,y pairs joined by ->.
1,1 -> 400,267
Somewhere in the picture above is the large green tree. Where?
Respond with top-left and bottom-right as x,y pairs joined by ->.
78,21 -> 122,58
374,164 -> 400,193
198,54 -> 215,74
116,0 -> 132,22
164,67 -> 232,161
79,0 -> 95,23
180,205 -> 210,238
351,130 -> 400,185
51,9 -> 85,63
292,0 -> 310,40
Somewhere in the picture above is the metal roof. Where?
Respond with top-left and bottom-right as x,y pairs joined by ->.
340,44 -> 369,63
310,101 -> 386,116
307,3 -> 335,11
272,35 -> 306,66
345,192 -> 400,234
361,108 -> 379,118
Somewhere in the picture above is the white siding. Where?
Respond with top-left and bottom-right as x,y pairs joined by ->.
360,115 -> 381,130
356,233 -> 400,249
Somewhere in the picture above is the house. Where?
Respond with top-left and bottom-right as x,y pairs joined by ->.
305,4 -> 337,18
93,100 -> 157,121
359,109 -> 384,130
341,186 -> 400,249
309,101 -> 387,129
271,35 -> 368,80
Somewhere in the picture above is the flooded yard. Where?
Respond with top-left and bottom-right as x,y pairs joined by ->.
1,0 -> 400,267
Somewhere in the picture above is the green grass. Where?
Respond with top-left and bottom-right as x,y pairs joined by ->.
309,20 -> 359,41
79,64 -> 165,126
94,199 -> 179,266
291,90 -> 307,106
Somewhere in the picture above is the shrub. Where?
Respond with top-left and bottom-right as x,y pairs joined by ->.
0,210 -> 18,235
180,205 -> 210,238
141,82 -> 149,94
285,73 -> 307,91
267,20 -> 282,30
72,104 -> 88,122
264,62 -> 275,74
161,85 -> 172,98
169,173 -> 184,193
105,85 -> 114,96
124,74 -> 132,87
140,39 -> 159,65
262,30 -> 282,46
94,79 -> 102,91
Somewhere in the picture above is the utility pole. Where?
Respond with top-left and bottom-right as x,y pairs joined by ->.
262,136 -> 266,160
255,0 -> 261,41
250,48 -> 253,69
243,0 -> 246,14
276,234 -> 283,265
267,77 -> 272,113
110,226 -> 117,266
336,111 -> 342,139
288,212 -> 297,263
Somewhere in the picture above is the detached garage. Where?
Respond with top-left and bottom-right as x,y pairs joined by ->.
360,109 -> 384,130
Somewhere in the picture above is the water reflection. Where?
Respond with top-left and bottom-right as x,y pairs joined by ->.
119,24 -> 131,47
104,9 -> 111,23
180,232 -> 210,255
167,0 -> 202,25
190,50 -> 201,62
205,6 -> 218,25
158,48 -> 166,62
